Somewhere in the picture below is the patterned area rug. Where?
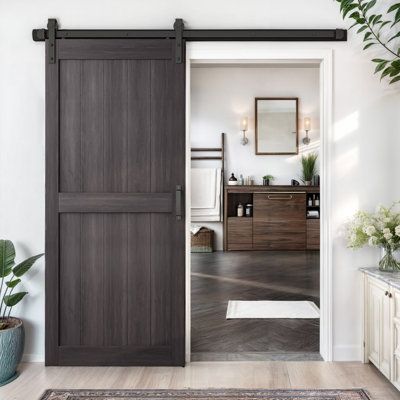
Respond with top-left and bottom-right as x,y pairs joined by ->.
39,389 -> 371,400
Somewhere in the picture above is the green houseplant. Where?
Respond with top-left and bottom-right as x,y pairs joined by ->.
346,202 -> 400,271
0,240 -> 43,386
262,174 -> 275,186
300,153 -> 318,186
336,0 -> 400,84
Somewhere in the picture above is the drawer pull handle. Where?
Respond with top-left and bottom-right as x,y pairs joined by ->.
267,195 -> 293,200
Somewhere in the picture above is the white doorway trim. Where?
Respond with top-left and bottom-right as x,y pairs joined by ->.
185,42 -> 333,362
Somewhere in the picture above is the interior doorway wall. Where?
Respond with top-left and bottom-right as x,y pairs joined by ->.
185,43 -> 333,363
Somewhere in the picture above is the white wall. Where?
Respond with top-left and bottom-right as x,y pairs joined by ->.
0,0 -> 399,362
191,66 -> 320,250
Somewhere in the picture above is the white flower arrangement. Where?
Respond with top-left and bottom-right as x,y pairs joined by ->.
347,202 -> 400,252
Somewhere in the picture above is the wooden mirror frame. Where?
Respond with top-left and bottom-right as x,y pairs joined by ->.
255,97 -> 299,155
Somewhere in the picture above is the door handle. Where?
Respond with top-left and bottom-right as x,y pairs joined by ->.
176,185 -> 184,220
267,195 -> 293,200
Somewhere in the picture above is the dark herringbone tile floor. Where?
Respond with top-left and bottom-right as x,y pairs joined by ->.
191,251 -> 320,360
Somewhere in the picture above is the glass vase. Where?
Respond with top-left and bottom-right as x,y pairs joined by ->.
379,246 -> 400,272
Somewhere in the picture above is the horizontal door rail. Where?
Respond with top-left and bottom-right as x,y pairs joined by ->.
58,192 -> 172,213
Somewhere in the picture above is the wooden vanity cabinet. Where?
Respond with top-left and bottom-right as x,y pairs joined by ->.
253,192 -> 306,250
224,186 -> 319,251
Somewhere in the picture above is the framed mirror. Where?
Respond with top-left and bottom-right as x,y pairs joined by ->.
255,97 -> 298,155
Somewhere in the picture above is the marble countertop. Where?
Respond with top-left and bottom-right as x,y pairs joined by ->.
360,267 -> 400,290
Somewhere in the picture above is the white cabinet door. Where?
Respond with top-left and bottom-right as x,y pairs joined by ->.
366,275 -> 390,378
381,285 -> 392,379
391,288 -> 400,389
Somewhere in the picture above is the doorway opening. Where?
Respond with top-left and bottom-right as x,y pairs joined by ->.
185,44 -> 333,363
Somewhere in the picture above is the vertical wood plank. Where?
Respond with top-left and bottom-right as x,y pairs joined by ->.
127,60 -> 151,193
59,214 -> 82,345
127,213 -> 151,346
104,60 -> 128,192
81,60 -> 104,193
59,60 -> 82,192
104,214 -> 128,346
81,214 -> 104,346
150,213 -> 172,346
45,41 -> 60,365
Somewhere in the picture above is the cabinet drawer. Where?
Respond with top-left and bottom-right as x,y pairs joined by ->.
253,220 -> 306,250
254,192 -> 306,220
227,217 -> 252,250
307,219 -> 320,250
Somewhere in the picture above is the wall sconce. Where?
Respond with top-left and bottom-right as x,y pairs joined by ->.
240,116 -> 249,145
303,117 -> 311,145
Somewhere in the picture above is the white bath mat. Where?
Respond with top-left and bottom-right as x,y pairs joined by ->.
226,300 -> 320,319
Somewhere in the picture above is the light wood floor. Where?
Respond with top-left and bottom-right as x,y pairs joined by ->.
1,362 -> 400,400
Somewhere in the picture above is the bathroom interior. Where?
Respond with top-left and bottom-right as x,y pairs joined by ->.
190,62 -> 321,361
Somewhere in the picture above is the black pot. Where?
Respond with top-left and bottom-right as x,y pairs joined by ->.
263,178 -> 270,186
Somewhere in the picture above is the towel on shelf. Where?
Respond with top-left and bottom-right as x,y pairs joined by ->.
190,224 -> 203,236
191,168 -> 222,222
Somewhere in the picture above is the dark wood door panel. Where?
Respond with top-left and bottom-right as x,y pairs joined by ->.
253,220 -> 306,250
254,192 -> 306,220
47,39 -> 185,366
59,213 -> 175,349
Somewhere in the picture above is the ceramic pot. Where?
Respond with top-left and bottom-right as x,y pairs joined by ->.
304,181 -> 312,186
0,318 -> 24,386
263,178 -> 270,186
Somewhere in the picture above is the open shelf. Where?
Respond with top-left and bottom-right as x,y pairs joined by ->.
226,193 -> 253,218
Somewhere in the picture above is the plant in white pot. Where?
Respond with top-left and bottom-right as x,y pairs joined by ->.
300,153 -> 318,186
0,239 -> 43,386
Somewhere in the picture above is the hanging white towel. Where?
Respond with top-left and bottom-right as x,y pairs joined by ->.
191,168 -> 222,222
191,168 -> 218,209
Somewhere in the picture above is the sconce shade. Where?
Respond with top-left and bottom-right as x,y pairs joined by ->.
240,116 -> 248,131
304,117 -> 311,131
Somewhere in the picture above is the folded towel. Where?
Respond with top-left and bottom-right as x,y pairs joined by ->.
190,225 -> 203,235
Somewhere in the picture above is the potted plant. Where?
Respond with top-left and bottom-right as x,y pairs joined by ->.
262,175 -> 275,186
346,202 -> 400,272
0,240 -> 43,386
300,153 -> 318,186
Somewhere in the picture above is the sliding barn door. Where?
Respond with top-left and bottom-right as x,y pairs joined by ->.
45,39 -> 185,366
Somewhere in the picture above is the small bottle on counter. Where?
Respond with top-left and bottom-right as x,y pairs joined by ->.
245,203 -> 253,217
239,174 -> 244,185
237,203 -> 244,217
228,173 -> 238,186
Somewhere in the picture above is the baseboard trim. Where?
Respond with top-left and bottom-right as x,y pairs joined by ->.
22,353 -> 45,363
333,345 -> 363,361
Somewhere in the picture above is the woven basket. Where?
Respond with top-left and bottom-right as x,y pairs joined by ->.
191,228 -> 214,253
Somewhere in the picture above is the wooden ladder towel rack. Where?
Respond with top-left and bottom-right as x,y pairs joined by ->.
190,132 -> 225,223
